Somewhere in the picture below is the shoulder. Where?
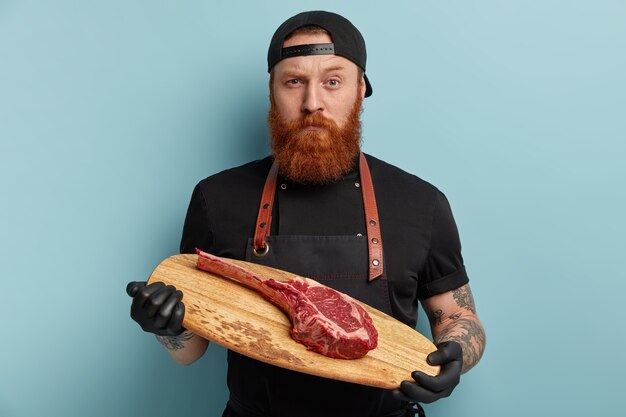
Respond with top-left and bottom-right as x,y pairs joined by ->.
364,153 -> 443,200
195,156 -> 272,194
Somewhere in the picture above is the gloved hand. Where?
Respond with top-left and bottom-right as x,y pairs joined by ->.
126,281 -> 186,336
392,341 -> 463,404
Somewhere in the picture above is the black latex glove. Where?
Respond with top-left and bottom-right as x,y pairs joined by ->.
126,281 -> 185,336
392,341 -> 463,404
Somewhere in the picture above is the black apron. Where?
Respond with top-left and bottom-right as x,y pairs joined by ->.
222,154 -> 423,417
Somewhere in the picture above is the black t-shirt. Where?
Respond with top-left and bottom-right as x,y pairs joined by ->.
180,153 -> 468,328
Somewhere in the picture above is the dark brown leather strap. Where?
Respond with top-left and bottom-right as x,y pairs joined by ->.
359,152 -> 384,281
252,160 -> 279,256
252,154 -> 384,281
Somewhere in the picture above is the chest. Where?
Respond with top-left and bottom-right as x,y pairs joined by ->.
274,174 -> 366,236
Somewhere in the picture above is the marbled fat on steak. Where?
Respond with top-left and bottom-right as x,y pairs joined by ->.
195,250 -> 378,359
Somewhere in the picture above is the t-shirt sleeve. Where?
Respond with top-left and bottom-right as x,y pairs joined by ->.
416,190 -> 469,300
179,184 -> 213,254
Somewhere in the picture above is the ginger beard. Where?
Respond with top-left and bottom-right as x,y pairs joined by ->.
269,94 -> 363,185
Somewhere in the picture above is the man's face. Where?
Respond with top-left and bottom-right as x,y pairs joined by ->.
271,32 -> 366,128
269,32 -> 367,184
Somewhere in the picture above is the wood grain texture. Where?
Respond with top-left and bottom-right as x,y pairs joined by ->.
148,254 -> 440,389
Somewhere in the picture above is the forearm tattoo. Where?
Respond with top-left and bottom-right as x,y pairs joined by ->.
429,309 -> 444,326
435,318 -> 486,372
432,286 -> 486,373
156,331 -> 194,351
452,285 -> 477,314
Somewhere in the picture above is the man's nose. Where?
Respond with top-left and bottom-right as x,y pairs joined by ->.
302,83 -> 323,114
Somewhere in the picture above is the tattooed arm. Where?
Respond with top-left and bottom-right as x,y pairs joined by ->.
156,331 -> 209,366
421,284 -> 486,373
392,283 -> 484,403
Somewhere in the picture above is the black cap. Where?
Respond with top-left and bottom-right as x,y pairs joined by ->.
267,11 -> 372,97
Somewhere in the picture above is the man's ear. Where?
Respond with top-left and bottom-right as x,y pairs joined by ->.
359,75 -> 366,99
269,70 -> 276,104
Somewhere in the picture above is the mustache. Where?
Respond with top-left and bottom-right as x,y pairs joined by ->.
289,112 -> 338,131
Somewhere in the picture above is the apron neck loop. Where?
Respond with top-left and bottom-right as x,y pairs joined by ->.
252,153 -> 384,281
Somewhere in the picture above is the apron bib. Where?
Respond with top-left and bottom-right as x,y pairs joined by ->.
223,154 -> 419,417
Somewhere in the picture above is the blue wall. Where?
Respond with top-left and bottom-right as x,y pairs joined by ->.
1,1 -> 624,416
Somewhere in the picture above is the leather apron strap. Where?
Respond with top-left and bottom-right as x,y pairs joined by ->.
252,153 -> 384,281
252,160 -> 279,257
359,152 -> 384,281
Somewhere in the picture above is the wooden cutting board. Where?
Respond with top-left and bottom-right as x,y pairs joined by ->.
148,254 -> 440,389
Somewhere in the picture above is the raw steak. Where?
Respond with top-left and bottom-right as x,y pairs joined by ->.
195,249 -> 378,359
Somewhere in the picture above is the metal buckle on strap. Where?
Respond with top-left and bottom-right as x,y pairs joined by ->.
251,242 -> 270,258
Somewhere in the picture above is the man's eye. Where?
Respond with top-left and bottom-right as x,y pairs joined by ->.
287,79 -> 301,85
327,80 -> 340,87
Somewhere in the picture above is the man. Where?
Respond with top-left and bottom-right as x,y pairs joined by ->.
127,11 -> 485,417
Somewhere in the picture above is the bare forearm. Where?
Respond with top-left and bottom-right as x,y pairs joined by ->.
155,331 -> 209,365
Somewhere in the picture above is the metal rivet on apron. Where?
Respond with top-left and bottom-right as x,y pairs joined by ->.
369,219 -> 377,226
263,203 -> 270,209
371,238 -> 379,244
260,222 -> 266,228
357,233 -> 363,237
280,184 -> 287,190
355,182 -> 360,188
372,259 -> 380,266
